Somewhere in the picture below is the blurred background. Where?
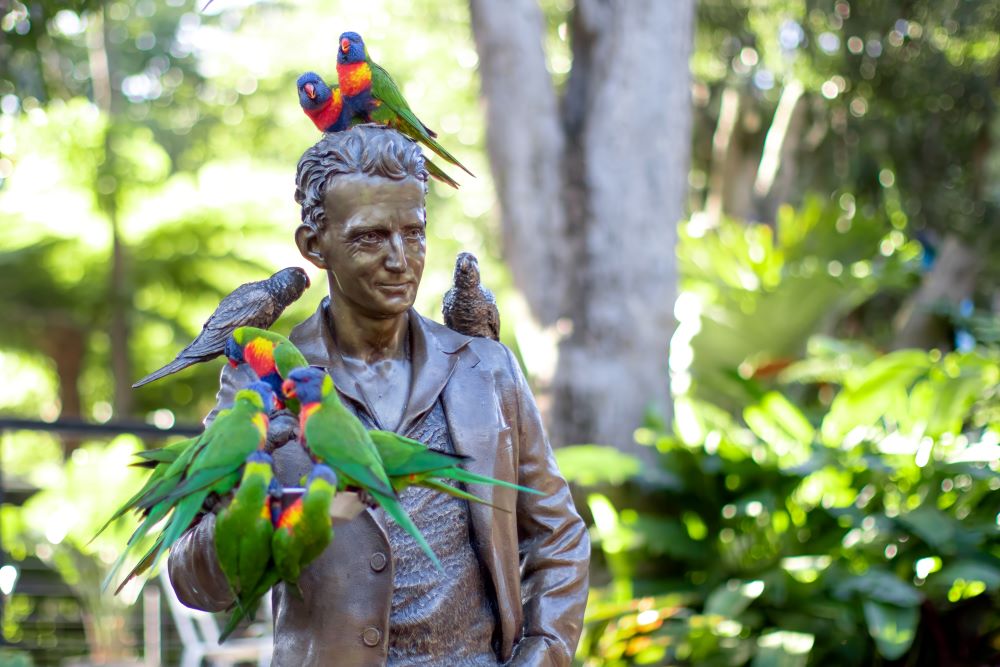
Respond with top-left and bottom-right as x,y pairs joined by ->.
0,0 -> 998,665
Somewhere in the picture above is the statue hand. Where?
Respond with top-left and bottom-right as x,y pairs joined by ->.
266,409 -> 299,452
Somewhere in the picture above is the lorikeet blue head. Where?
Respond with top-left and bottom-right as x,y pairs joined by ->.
306,463 -> 338,489
296,71 -> 333,112
245,450 -> 274,466
246,380 -> 276,413
282,366 -> 328,405
224,336 -> 244,368
338,31 -> 366,65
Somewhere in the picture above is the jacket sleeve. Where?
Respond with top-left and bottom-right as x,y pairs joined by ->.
167,513 -> 235,611
503,347 -> 590,667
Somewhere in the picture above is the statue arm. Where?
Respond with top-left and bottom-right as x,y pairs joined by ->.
504,347 -> 591,667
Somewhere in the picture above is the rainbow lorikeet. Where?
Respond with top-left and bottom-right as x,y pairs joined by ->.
132,267 -> 309,388
220,463 -> 338,630
270,464 -> 337,593
105,382 -> 275,592
336,31 -> 472,185
296,69 -> 461,189
368,430 -> 544,509
282,367 -> 441,570
297,71 -> 348,133
218,480 -> 285,643
225,326 -> 309,413
214,451 -> 279,613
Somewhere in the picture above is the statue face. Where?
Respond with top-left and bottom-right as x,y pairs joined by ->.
303,174 -> 426,318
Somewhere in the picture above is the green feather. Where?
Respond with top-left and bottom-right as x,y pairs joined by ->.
366,58 -> 474,177
215,457 -> 275,598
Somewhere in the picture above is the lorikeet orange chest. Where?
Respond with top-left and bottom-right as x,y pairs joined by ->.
304,89 -> 346,133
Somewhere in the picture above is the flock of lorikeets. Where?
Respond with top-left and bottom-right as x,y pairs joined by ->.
102,324 -> 540,641
296,31 -> 474,188
95,34 -> 529,643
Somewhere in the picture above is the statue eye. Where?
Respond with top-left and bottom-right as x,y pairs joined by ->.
356,231 -> 381,245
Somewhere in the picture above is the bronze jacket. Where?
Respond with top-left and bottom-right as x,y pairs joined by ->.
168,303 -> 591,666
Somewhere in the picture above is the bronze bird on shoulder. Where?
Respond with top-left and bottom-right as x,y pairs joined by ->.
442,252 -> 500,341
133,267 -> 311,388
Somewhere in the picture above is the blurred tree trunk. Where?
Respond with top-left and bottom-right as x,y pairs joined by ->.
42,322 -> 86,457
470,0 -> 694,453
88,5 -> 133,419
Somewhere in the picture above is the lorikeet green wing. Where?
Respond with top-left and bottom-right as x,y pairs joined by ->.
215,451 -> 277,602
91,436 -> 198,544
367,61 -> 474,178
284,368 -> 442,570
271,464 -> 336,590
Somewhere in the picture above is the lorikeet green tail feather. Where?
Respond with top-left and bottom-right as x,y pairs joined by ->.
218,569 -> 281,643
90,436 -> 199,546
368,429 -> 544,503
130,437 -> 193,467
420,479 -> 510,514
423,157 -> 460,189
105,383 -> 274,593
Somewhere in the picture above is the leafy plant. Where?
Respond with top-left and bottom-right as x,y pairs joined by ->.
564,343 -> 1000,666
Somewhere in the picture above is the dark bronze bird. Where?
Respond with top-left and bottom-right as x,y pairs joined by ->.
132,267 -> 310,388
442,252 -> 500,341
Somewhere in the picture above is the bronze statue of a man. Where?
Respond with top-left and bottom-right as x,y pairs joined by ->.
168,125 -> 590,666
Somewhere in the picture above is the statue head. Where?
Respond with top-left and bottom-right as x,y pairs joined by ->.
294,126 -> 430,319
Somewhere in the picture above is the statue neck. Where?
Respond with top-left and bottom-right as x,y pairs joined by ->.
325,297 -> 410,364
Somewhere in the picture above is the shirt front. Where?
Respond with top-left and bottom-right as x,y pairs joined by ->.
341,346 -> 499,666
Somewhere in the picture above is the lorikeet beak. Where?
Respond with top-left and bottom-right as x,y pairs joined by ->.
304,82 -> 316,100
341,38 -> 350,53
282,379 -> 297,399
228,358 -> 239,368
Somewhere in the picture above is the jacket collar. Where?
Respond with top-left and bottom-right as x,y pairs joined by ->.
289,297 -> 476,433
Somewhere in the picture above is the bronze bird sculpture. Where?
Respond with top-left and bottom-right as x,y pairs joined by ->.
133,267 -> 310,388
442,252 -> 500,341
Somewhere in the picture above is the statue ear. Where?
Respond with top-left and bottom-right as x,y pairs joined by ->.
295,224 -> 328,270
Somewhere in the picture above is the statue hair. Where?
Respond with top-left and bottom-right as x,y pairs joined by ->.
294,125 -> 429,233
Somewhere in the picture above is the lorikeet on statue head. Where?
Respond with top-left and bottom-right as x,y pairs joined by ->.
335,31 -> 471,189
282,366 -> 442,570
296,71 -> 348,133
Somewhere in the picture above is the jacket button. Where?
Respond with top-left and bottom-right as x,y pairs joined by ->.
370,552 -> 387,572
362,626 -> 381,647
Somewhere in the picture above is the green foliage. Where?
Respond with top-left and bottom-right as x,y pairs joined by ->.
676,196 -> 920,412
567,342 -> 1000,666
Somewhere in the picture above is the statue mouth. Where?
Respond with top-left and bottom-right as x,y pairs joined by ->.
376,282 -> 413,293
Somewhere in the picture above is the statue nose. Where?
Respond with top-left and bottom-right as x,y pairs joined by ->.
385,234 -> 407,272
